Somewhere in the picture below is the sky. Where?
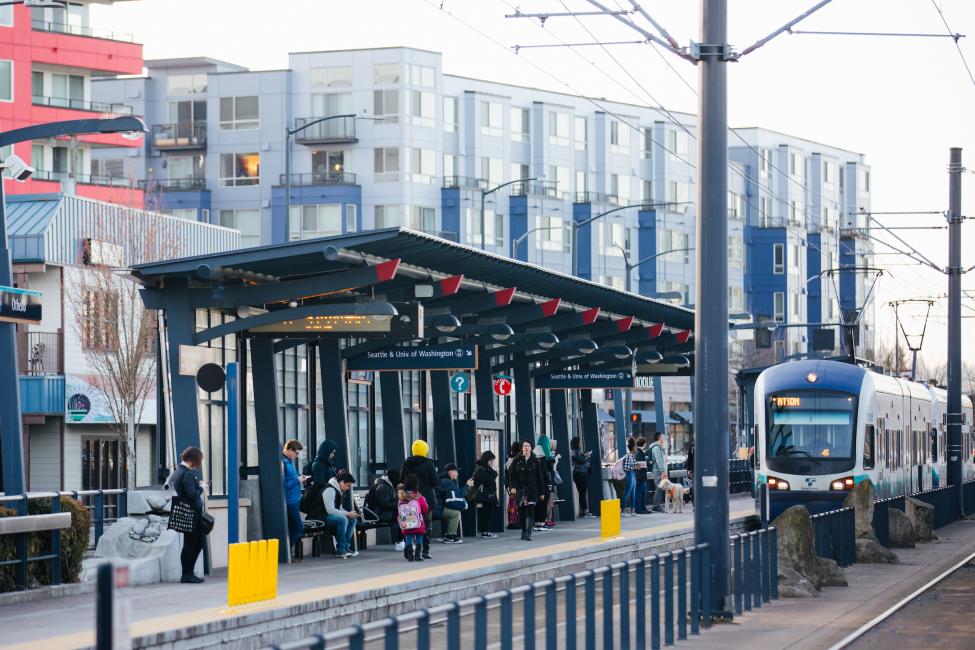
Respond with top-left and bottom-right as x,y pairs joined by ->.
93,0 -> 975,368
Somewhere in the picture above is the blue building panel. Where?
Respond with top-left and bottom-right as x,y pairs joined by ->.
807,233 -> 823,342
637,209 -> 658,295
270,184 -> 363,244
508,195 -> 528,261
19,376 -> 65,415
573,203 -> 593,280
159,190 -> 212,223
441,187 -> 461,242
745,226 -> 788,319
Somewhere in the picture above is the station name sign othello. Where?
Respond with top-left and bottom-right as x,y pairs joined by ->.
347,344 -> 478,371
0,286 -> 42,325
535,369 -> 635,390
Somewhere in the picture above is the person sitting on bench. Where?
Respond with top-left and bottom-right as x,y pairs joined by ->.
435,463 -> 468,543
322,470 -> 359,559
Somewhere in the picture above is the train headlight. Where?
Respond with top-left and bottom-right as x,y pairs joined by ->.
830,477 -> 855,491
768,477 -> 790,491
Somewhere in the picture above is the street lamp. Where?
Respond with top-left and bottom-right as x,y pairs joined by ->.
0,116 -> 146,496
612,244 -> 696,293
510,224 -> 566,258
480,177 -> 538,251
570,202 -> 692,278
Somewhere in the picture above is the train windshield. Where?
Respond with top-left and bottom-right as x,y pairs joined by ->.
767,391 -> 856,470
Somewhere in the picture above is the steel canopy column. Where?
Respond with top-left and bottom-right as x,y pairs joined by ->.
614,391 -> 627,452
161,280 -> 202,455
475,350 -> 496,421
430,371 -> 456,465
694,0 -> 731,613
319,340 -> 350,471
654,377 -> 667,436
512,355 -> 534,443
549,389 -> 575,521
379,371 -> 407,473
249,337 -> 289,562
0,178 -> 25,494
580,389 -> 603,515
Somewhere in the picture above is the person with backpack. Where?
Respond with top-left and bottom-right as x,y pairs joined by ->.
307,439 -> 338,485
365,469 -> 401,547
509,440 -> 547,541
397,475 -> 429,562
322,470 -> 359,558
571,437 -> 595,518
434,463 -> 468,543
281,440 -> 307,561
399,439 -> 438,559
470,451 -> 499,538
634,437 -> 651,515
621,437 -> 638,516
648,432 -> 668,513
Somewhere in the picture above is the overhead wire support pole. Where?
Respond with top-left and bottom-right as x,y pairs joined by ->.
738,0 -> 836,57
946,147 -> 964,518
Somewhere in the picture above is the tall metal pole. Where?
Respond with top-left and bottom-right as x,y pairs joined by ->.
693,0 -> 730,614
284,130 -> 292,242
946,147 -> 964,517
480,190 -> 486,251
0,177 -> 26,495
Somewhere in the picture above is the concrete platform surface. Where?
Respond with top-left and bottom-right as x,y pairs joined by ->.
681,518 -> 975,650
2,496 -> 756,649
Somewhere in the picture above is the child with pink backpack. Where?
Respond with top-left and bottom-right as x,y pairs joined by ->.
398,475 -> 429,562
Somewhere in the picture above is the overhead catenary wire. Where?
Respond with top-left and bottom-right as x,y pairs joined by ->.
930,0 -> 975,90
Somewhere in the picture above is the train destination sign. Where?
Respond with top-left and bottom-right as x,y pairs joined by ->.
347,344 -> 478,371
0,286 -> 42,325
535,369 -> 634,390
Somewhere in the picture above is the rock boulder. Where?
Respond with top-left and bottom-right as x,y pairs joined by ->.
888,508 -> 916,548
777,567 -> 819,598
855,538 -> 899,564
771,505 -> 846,591
90,516 -> 196,584
126,490 -> 172,515
905,497 -> 936,542
842,480 -> 877,540
817,557 -> 848,587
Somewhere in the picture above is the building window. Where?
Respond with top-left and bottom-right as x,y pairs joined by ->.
480,156 -> 502,186
406,148 -> 436,184
374,63 -> 400,84
218,152 -> 260,186
405,90 -> 435,127
311,92 -> 351,118
31,71 -> 43,102
405,64 -> 434,88
444,97 -> 458,133
599,221 -> 626,256
759,196 -> 772,227
310,66 -> 352,89
444,153 -> 458,179
577,170 -> 588,197
166,73 -> 207,95
512,107 -> 529,142
219,208 -> 261,247
610,120 -> 629,153
642,127 -> 654,159
466,208 -> 503,248
168,99 -> 206,127
669,129 -> 689,159
729,286 -> 744,312
375,205 -> 401,229
219,96 -> 259,130
0,60 -> 13,102
536,214 -> 566,251
548,165 -> 570,198
407,206 -> 436,233
311,150 -> 347,177
791,293 -> 801,319
548,111 -> 569,146
48,72 -> 84,108
373,89 -> 399,122
668,180 -> 688,206
789,152 -> 803,178
791,244 -> 801,268
374,147 -> 400,181
289,204 -> 343,241
729,235 -> 744,265
0,6 -> 11,26
760,148 -> 772,174
480,101 -> 503,137
81,290 -> 119,351
164,208 -> 198,221
774,292 -> 785,322
642,180 -> 653,203
575,116 -> 587,151
773,243 -> 784,274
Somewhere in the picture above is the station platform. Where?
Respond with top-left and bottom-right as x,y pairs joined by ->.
682,517 -> 975,649
3,496 -> 757,650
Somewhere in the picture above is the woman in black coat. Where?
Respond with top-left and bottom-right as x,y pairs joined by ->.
508,440 -> 548,540
171,446 -> 206,583
471,451 -> 500,538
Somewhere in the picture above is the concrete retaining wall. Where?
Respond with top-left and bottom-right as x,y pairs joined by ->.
127,515 -> 758,649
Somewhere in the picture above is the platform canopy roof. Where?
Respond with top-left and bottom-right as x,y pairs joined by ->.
133,228 -> 696,374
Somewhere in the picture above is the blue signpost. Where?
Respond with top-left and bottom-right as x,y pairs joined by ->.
226,362 -> 239,544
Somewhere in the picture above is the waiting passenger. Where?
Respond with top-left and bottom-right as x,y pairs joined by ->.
397,475 -> 429,562
322,470 -> 359,559
471,451 -> 499,538
571,437 -> 595,518
509,440 -> 548,541
435,463 -> 468,543
505,441 -> 523,529
365,468 -> 401,547
400,440 -> 438,560
307,439 -> 338,485
281,439 -> 307,561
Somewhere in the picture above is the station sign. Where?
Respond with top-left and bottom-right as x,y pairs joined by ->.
250,302 -> 423,339
449,372 -> 471,393
493,374 -> 513,396
347,344 -> 478,371
0,286 -> 41,325
535,369 -> 634,390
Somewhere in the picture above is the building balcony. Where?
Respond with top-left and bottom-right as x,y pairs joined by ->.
443,176 -> 487,190
17,331 -> 62,376
32,95 -> 132,115
293,116 -> 357,145
33,169 -> 136,188
31,19 -> 134,42
140,178 -> 208,192
512,180 -> 565,200
30,21 -> 142,76
152,122 -> 207,150
279,172 -> 357,186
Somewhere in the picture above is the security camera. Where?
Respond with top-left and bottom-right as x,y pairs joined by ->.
1,155 -> 34,182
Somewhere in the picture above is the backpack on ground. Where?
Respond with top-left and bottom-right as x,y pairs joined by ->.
397,499 -> 422,530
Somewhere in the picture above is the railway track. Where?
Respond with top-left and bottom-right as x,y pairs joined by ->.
830,548 -> 975,649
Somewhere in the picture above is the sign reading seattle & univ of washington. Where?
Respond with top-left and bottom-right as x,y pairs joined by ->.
534,369 -> 634,390
347,344 -> 478,371
0,286 -> 41,325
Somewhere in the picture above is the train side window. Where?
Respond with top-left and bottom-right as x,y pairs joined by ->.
863,424 -> 875,469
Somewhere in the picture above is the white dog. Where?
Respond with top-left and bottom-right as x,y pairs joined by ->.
657,476 -> 685,513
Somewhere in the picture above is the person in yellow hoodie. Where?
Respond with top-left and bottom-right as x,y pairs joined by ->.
399,439 -> 438,560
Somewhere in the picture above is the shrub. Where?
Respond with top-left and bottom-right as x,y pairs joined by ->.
0,496 -> 91,592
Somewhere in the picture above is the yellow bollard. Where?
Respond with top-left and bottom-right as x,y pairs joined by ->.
256,540 -> 268,602
247,541 -> 259,604
227,543 -> 241,606
267,538 -> 279,601
600,499 -> 621,540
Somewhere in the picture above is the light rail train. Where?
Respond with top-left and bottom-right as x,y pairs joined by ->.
754,359 -> 974,518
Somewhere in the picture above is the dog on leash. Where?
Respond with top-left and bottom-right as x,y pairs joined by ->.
657,476 -> 685,513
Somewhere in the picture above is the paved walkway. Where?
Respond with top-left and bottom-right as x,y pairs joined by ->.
681,518 -> 975,650
3,496 -> 756,650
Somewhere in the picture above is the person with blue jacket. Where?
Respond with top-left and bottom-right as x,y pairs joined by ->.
282,440 -> 306,560
434,463 -> 468,543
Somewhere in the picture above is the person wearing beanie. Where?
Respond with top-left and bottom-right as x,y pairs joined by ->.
399,439 -> 438,559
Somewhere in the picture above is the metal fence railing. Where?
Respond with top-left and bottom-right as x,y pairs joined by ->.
729,459 -> 753,494
264,543 -> 715,650
810,507 -> 855,567
730,526 -> 778,616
